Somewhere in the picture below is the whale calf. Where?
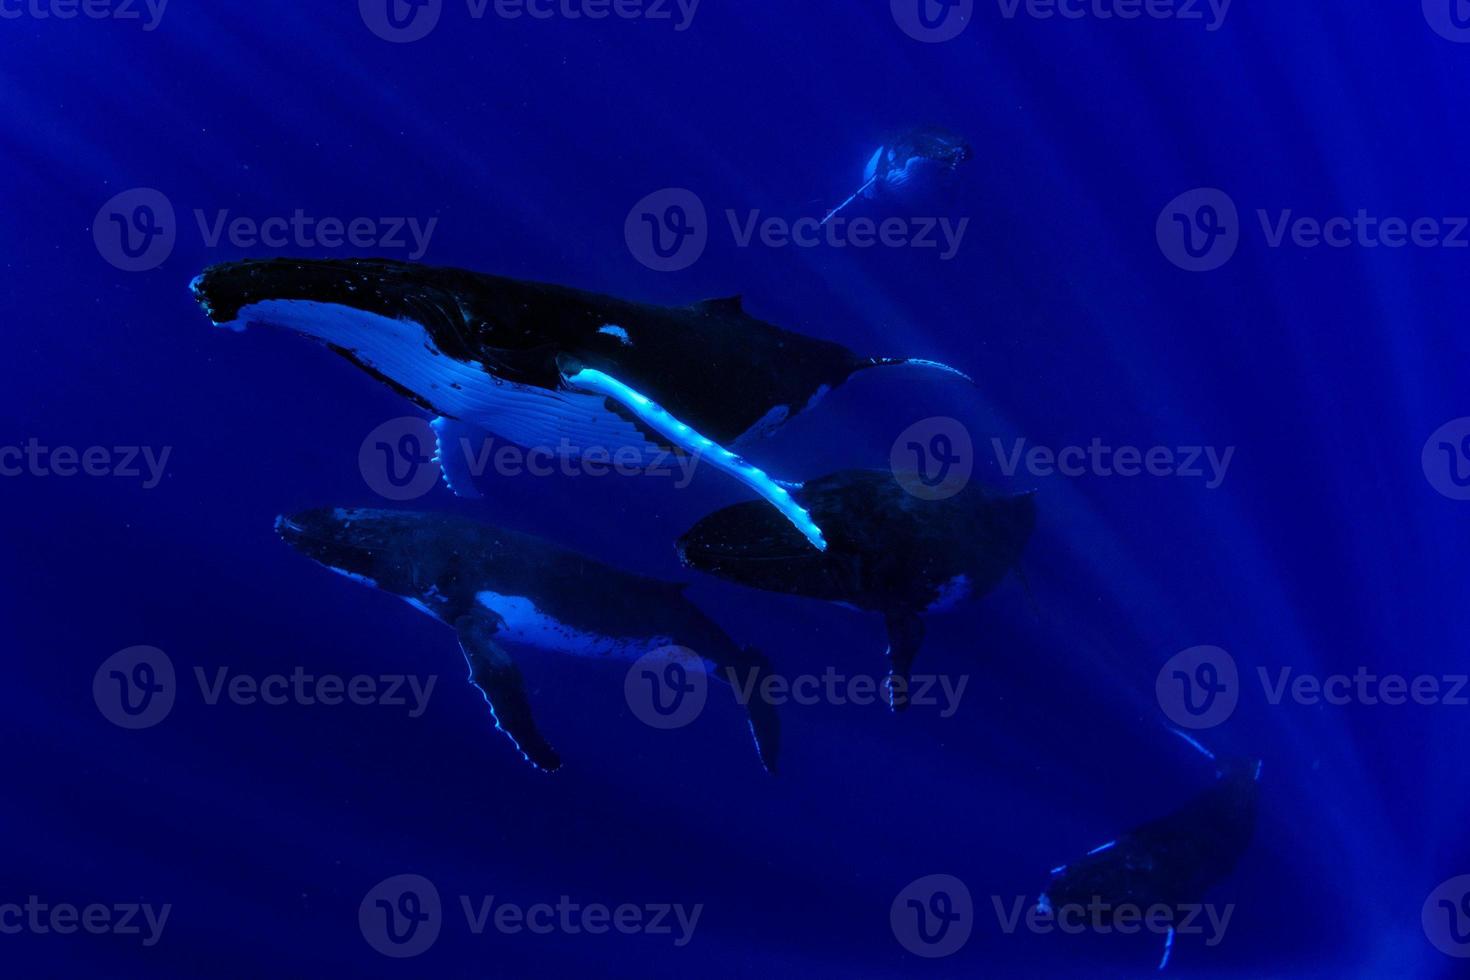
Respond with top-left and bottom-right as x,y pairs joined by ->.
192,258 -> 968,551
822,126 -> 973,226
275,506 -> 781,773
676,470 -> 1035,709
1039,734 -> 1261,970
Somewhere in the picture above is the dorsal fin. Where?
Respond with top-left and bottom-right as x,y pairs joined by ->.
696,295 -> 744,315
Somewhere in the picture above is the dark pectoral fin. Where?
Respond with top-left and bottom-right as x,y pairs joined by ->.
882,611 -> 926,713
454,614 -> 561,773
714,647 -> 782,774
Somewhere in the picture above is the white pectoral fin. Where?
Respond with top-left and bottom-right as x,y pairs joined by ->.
564,368 -> 828,552
864,145 -> 884,184
430,416 -> 484,499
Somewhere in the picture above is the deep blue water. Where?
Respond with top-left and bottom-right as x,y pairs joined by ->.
5,2 -> 1470,977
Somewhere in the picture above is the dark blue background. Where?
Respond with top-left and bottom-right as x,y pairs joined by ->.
3,1 -> 1468,976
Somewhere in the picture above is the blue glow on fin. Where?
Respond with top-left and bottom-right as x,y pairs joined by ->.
863,145 -> 883,184
1169,727 -> 1217,761
565,368 -> 827,551
1158,926 -> 1175,970
430,416 -> 485,500
1086,840 -> 1116,856
598,324 -> 632,345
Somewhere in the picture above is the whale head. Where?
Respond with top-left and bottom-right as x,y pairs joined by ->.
274,506 -> 447,602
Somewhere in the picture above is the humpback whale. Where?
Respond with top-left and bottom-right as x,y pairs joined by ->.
275,506 -> 781,773
191,258 -> 968,551
676,470 -> 1035,710
1039,733 -> 1261,970
822,126 -> 973,226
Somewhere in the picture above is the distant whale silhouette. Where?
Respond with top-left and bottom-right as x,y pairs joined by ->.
822,126 -> 973,225
276,506 -> 782,773
1039,732 -> 1261,970
677,469 -> 1035,710
192,258 -> 969,552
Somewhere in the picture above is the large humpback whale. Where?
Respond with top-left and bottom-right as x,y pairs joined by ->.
1039,733 -> 1261,970
191,258 -> 968,551
275,506 -> 781,773
677,469 -> 1035,710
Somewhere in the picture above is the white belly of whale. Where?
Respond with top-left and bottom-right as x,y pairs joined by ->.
475,591 -> 672,660
232,299 -> 661,457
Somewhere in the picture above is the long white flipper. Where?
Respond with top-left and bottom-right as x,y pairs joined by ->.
821,175 -> 879,226
564,368 -> 828,551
